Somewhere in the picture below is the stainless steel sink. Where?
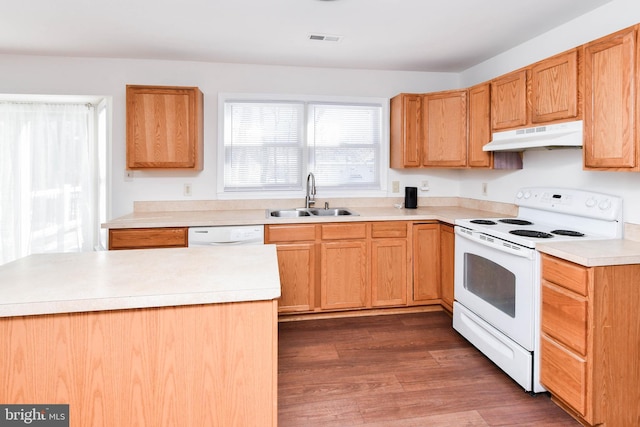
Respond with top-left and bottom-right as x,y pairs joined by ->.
267,209 -> 312,218
266,207 -> 359,218
306,208 -> 359,216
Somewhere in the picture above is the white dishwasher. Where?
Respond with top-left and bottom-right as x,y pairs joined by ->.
188,225 -> 264,246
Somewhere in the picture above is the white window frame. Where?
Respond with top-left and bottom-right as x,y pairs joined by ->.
217,93 -> 389,199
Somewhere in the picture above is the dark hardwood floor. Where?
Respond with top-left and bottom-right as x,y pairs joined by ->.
278,311 -> 580,426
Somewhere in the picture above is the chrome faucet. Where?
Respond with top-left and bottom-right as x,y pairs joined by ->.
305,172 -> 316,208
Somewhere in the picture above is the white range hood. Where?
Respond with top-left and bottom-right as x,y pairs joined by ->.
483,120 -> 583,152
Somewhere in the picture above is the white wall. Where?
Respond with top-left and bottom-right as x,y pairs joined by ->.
457,0 -> 640,225
0,55 -> 459,218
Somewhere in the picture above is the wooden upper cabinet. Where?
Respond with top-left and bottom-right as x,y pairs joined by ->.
583,26 -> 639,171
491,69 -> 528,131
467,83 -> 493,168
126,85 -> 204,170
530,49 -> 580,123
390,93 -> 422,167
422,90 -> 468,167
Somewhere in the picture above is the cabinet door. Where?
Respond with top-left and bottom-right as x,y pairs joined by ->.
126,85 -> 203,169
108,227 -> 188,250
274,243 -> 315,313
491,69 -> 528,131
467,83 -> 493,168
439,224 -> 455,311
371,238 -> 407,307
530,49 -> 579,123
390,94 -> 422,168
320,241 -> 368,310
540,334 -> 588,417
584,27 -> 638,170
411,223 -> 440,303
422,91 -> 467,167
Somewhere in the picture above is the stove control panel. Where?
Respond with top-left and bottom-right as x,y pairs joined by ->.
515,187 -> 622,221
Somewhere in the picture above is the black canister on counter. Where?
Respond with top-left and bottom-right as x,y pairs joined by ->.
405,186 -> 417,209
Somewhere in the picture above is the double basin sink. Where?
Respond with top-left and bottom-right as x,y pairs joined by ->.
266,207 -> 359,218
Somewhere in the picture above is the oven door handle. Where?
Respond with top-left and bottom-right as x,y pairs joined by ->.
455,227 -> 535,260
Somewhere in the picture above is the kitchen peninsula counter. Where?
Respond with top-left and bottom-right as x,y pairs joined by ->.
0,245 -> 280,427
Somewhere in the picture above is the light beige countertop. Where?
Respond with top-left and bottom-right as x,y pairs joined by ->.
102,205 -> 512,229
0,245 -> 281,318
537,239 -> 640,267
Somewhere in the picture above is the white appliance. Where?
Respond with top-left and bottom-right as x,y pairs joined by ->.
188,225 -> 264,246
453,187 -> 623,393
483,120 -> 583,152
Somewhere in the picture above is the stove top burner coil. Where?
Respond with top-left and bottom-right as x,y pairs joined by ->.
470,219 -> 497,225
499,219 -> 533,226
509,229 -> 553,238
551,230 -> 585,237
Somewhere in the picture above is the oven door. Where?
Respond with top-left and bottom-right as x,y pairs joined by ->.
453,226 -> 538,351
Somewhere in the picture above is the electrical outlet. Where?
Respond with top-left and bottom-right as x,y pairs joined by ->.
184,183 -> 192,197
482,182 -> 488,196
392,181 -> 400,193
421,180 -> 430,191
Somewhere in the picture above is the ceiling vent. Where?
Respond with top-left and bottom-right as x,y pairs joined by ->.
308,33 -> 342,42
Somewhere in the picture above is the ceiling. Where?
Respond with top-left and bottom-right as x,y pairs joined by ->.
1,0 -> 612,72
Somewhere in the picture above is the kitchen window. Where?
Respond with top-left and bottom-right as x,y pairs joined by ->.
218,94 -> 388,198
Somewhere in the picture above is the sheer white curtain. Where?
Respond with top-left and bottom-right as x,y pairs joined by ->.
0,102 -> 99,266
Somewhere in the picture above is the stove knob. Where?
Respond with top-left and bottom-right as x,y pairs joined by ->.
598,199 -> 611,211
523,191 -> 531,199
516,191 -> 524,199
585,198 -> 597,208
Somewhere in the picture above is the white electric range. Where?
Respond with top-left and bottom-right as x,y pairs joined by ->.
452,187 -> 623,392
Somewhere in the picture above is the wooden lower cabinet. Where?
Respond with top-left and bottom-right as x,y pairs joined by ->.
439,224 -> 455,311
321,240 -> 368,310
371,222 -> 409,307
267,221 -> 443,315
540,254 -> 640,426
265,224 -> 316,313
108,227 -> 188,250
411,223 -> 441,304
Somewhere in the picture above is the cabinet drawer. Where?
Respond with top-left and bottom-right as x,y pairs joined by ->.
542,254 -> 589,296
542,281 -> 588,355
540,334 -> 588,418
109,228 -> 188,250
265,225 -> 316,242
320,223 -> 367,240
371,222 -> 407,238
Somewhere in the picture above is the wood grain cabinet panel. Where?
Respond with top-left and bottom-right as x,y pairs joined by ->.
371,222 -> 409,307
265,224 -> 317,313
320,240 -> 368,310
422,90 -> 468,167
467,83 -> 493,168
273,243 -> 315,313
583,26 -> 639,170
530,49 -> 580,123
0,301 -> 278,427
540,254 -> 640,426
491,69 -> 528,131
439,224 -> 454,312
126,85 -> 203,170
109,227 -> 188,250
411,223 -> 440,303
390,93 -> 422,167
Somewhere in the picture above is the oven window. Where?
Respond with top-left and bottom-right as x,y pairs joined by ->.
464,253 -> 516,317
